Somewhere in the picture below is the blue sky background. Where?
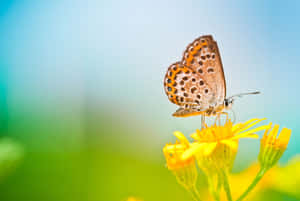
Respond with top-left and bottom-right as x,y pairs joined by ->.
0,0 -> 299,162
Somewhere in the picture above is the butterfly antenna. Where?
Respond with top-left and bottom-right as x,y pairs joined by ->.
228,91 -> 261,100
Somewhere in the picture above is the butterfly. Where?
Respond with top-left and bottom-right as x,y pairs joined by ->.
163,35 -> 259,119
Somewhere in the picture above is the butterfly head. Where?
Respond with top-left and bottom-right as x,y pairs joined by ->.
224,98 -> 234,110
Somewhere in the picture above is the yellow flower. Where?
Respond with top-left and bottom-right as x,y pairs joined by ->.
258,123 -> 292,171
126,197 -> 143,201
182,118 -> 270,175
163,131 -> 198,190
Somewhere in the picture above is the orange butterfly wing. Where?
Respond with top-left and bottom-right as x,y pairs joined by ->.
182,35 -> 226,109
164,35 -> 226,113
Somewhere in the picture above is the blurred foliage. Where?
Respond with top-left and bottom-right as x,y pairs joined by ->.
0,138 -> 23,181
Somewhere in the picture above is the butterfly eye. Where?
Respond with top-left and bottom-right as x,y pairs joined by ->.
224,99 -> 229,107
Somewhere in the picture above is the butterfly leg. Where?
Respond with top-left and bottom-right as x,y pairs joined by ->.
201,115 -> 206,130
220,112 -> 229,122
218,114 -> 221,126
213,113 -> 221,126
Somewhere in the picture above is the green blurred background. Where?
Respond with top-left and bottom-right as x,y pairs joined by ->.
0,0 -> 299,200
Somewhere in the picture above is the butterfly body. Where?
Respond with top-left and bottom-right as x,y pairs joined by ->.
172,101 -> 229,117
164,35 -> 228,117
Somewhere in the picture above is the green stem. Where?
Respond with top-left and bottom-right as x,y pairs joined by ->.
236,168 -> 267,201
221,171 -> 233,201
208,176 -> 220,201
188,186 -> 202,201
212,190 -> 220,201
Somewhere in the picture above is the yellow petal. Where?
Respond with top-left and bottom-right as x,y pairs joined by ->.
277,127 -> 292,149
237,125 -> 271,138
203,142 -> 217,156
191,132 -> 200,140
163,144 -> 185,153
221,139 -> 238,151
262,122 -> 273,139
173,131 -> 190,146
232,118 -> 261,133
232,122 -> 243,133
181,143 -> 205,160
235,118 -> 267,134
267,124 -> 280,145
